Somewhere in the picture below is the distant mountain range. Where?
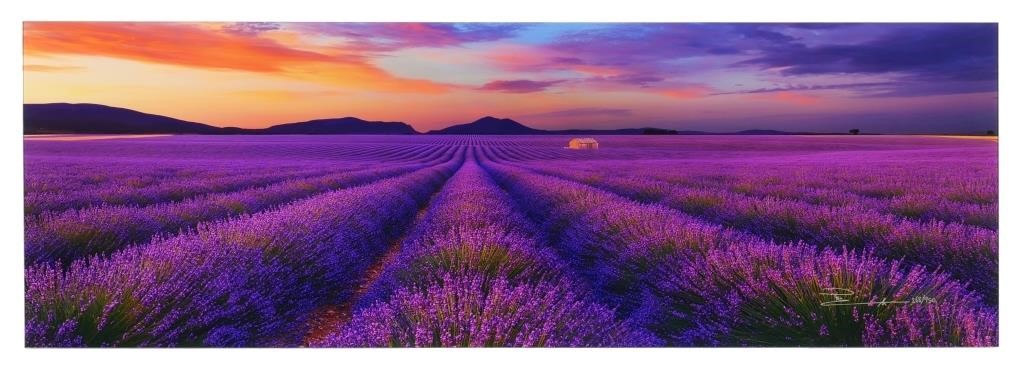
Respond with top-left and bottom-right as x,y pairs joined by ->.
24,103 -> 846,136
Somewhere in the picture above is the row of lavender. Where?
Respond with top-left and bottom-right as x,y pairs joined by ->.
314,157 -> 655,346
25,145 -> 458,265
24,135 -> 998,347
510,155 -> 996,228
26,163 -> 358,216
25,148 -> 464,346
497,151 -> 998,305
480,156 -> 996,346
24,135 -> 458,165
25,142 -> 457,215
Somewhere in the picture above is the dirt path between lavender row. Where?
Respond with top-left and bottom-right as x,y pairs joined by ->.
302,163 -> 460,346
302,240 -> 406,345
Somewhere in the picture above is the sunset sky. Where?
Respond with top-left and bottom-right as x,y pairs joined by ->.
23,22 -> 998,133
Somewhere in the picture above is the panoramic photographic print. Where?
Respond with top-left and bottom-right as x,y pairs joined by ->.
22,22 -> 998,347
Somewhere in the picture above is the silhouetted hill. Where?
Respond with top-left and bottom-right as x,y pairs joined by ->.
428,117 -> 688,135
264,117 -> 417,134
427,116 -> 543,134
24,103 -> 222,134
24,103 -> 418,135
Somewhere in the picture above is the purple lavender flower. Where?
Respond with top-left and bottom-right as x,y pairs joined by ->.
26,160 -> 460,347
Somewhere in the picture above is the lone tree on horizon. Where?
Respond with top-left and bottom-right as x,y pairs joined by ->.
849,129 -> 860,135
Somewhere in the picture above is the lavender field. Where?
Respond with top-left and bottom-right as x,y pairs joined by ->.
23,135 -> 998,347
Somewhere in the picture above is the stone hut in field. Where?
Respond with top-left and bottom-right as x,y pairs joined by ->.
567,137 -> 599,150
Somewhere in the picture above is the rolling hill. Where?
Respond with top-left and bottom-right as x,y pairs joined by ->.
264,117 -> 417,135
426,116 -> 544,135
426,116 -> 686,135
25,103 -> 847,136
24,103 -> 222,134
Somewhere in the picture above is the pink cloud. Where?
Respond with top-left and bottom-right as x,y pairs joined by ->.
478,79 -> 565,93
483,44 -> 555,72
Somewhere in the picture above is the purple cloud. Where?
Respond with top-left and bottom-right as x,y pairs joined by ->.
222,22 -> 281,35
478,79 -> 564,93
297,23 -> 522,51
499,24 -> 806,90
550,24 -> 805,64
549,24 -> 759,63
740,24 -> 996,78
515,23 -> 996,97
713,82 -> 895,95
860,80 -> 998,98
737,24 -> 997,95
598,73 -> 665,87
714,80 -> 995,99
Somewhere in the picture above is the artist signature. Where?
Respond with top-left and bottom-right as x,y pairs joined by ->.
819,288 -> 938,307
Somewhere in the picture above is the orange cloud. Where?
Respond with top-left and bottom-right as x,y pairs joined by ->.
231,89 -> 348,102
24,64 -> 84,72
23,22 -> 449,93
23,22 -> 330,72
657,86 -> 710,100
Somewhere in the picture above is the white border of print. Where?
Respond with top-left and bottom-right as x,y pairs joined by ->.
1,1 -> 1019,366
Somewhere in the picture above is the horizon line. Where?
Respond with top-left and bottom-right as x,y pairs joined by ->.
23,102 -> 998,135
